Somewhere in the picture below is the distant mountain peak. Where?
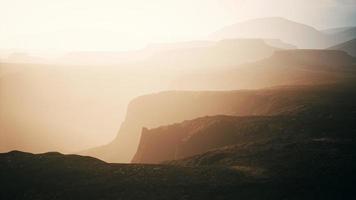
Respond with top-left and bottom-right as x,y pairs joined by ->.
211,17 -> 331,49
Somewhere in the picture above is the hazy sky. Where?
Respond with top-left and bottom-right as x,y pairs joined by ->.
0,0 -> 355,52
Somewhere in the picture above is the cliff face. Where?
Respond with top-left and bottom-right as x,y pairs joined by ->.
133,83 -> 356,164
132,115 -> 286,163
82,82 -> 355,163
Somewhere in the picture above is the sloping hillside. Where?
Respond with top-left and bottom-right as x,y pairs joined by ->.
329,39 -> 356,56
331,27 -> 356,44
171,49 -> 356,90
0,151 -> 252,200
2,149 -> 356,200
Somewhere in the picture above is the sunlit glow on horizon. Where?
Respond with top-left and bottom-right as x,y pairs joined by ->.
1,0 -> 356,55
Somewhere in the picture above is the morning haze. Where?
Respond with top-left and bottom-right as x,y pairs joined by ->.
1,0 -> 356,199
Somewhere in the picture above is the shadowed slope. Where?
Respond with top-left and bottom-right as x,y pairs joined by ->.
0,151 -> 269,200
133,89 -> 356,164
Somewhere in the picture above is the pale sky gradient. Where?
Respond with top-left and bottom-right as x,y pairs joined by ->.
0,0 -> 355,52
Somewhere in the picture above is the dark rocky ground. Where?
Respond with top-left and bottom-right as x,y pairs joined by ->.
1,148 -> 356,200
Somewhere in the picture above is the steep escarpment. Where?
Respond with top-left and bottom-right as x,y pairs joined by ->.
82,82 -> 355,163
133,83 -> 356,164
133,108 -> 356,164
132,115 -> 287,163
167,112 -> 356,185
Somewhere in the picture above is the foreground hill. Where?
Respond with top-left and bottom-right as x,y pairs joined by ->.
0,151 -> 249,200
1,150 -> 355,200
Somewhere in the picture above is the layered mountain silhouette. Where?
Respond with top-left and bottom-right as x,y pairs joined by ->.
81,49 -> 356,163
322,27 -> 354,35
145,39 -> 277,70
83,66 -> 356,163
324,26 -> 356,44
329,39 -> 356,56
2,8 -> 356,200
59,39 -> 279,69
211,17 -> 355,49
172,49 -> 356,90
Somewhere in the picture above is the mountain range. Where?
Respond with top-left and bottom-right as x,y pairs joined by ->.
82,61 -> 356,163
171,49 -> 356,90
212,17 -> 356,49
2,16 -> 356,199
